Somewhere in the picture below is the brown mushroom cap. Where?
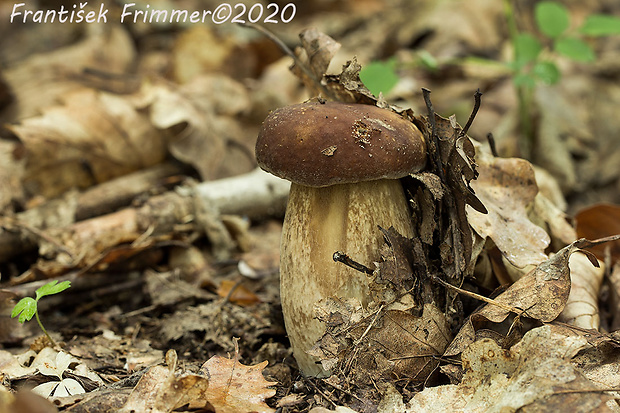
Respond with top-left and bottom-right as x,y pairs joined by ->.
255,101 -> 427,187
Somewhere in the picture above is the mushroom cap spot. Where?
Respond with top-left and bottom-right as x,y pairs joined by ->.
255,102 -> 427,187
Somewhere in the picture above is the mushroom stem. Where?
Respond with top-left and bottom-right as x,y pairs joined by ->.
280,179 -> 415,377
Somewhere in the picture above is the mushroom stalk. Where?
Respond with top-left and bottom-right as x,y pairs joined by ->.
281,179 -> 415,377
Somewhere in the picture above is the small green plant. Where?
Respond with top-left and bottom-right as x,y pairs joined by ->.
11,280 -> 71,347
359,58 -> 399,97
505,0 -> 620,156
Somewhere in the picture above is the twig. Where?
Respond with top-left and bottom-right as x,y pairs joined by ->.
2,219 -> 75,259
429,274 -> 526,316
486,132 -> 499,157
321,379 -> 365,404
238,23 -> 297,60
460,89 -> 483,137
353,305 -> 384,346
332,251 -> 374,275
574,234 -> 620,249
307,380 -> 338,408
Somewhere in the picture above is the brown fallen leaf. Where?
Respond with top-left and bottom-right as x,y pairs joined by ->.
445,239 -> 599,357
467,146 -> 550,269
0,386 -> 58,413
558,253 -> 605,330
120,350 -> 210,413
216,280 -> 262,307
200,354 -> 277,413
291,28 -> 341,98
1,25 -> 135,124
6,88 -> 169,200
134,76 -> 250,181
310,298 -> 451,385
406,326 -> 611,412
576,203 -> 620,264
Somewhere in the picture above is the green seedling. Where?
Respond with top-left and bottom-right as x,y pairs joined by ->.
505,0 -> 620,156
359,58 -> 399,97
11,280 -> 71,347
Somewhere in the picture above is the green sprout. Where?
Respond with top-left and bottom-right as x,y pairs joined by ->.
505,0 -> 620,157
11,280 -> 71,347
359,58 -> 399,97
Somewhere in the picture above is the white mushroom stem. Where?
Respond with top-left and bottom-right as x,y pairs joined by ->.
280,179 -> 415,377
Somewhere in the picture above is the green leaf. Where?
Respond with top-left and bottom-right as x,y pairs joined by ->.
513,72 -> 537,88
418,50 -> 438,71
514,33 -> 542,66
359,59 -> 399,96
535,2 -> 570,38
533,61 -> 561,84
580,15 -> 620,36
35,280 -> 72,301
555,37 -> 595,62
11,297 -> 37,323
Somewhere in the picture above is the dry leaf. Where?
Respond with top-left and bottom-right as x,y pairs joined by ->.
467,148 -> 550,269
311,299 -> 451,385
291,28 -> 341,97
576,203 -> 620,264
445,240 -> 599,357
135,76 -> 247,181
200,355 -> 276,413
298,28 -> 341,80
406,326 -> 611,412
6,88 -> 168,199
171,26 -> 237,83
120,363 -> 210,413
0,386 -> 58,413
1,25 -> 135,123
558,253 -> 605,330
216,280 -> 262,307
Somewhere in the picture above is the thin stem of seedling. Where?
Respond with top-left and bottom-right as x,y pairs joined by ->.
35,309 -> 57,347
504,0 -> 535,158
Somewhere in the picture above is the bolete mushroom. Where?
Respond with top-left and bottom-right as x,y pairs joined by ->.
255,101 -> 426,377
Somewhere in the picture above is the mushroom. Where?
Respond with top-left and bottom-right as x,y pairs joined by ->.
255,101 -> 427,377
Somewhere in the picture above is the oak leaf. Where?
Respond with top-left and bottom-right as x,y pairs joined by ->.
200,355 -> 276,413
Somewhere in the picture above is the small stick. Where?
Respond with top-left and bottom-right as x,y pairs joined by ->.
486,132 -> 499,157
238,23 -> 297,61
460,89 -> 483,137
429,274 -> 525,316
333,251 -> 374,275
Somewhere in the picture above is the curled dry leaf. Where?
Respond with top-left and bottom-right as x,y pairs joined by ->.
445,239 -> 599,357
1,25 -> 135,123
467,145 -> 550,269
200,355 -> 277,413
298,28 -> 341,80
292,28 -> 341,97
406,326 -> 611,412
119,363 -> 210,413
135,75 -> 251,181
6,88 -> 168,200
558,252 -> 605,330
